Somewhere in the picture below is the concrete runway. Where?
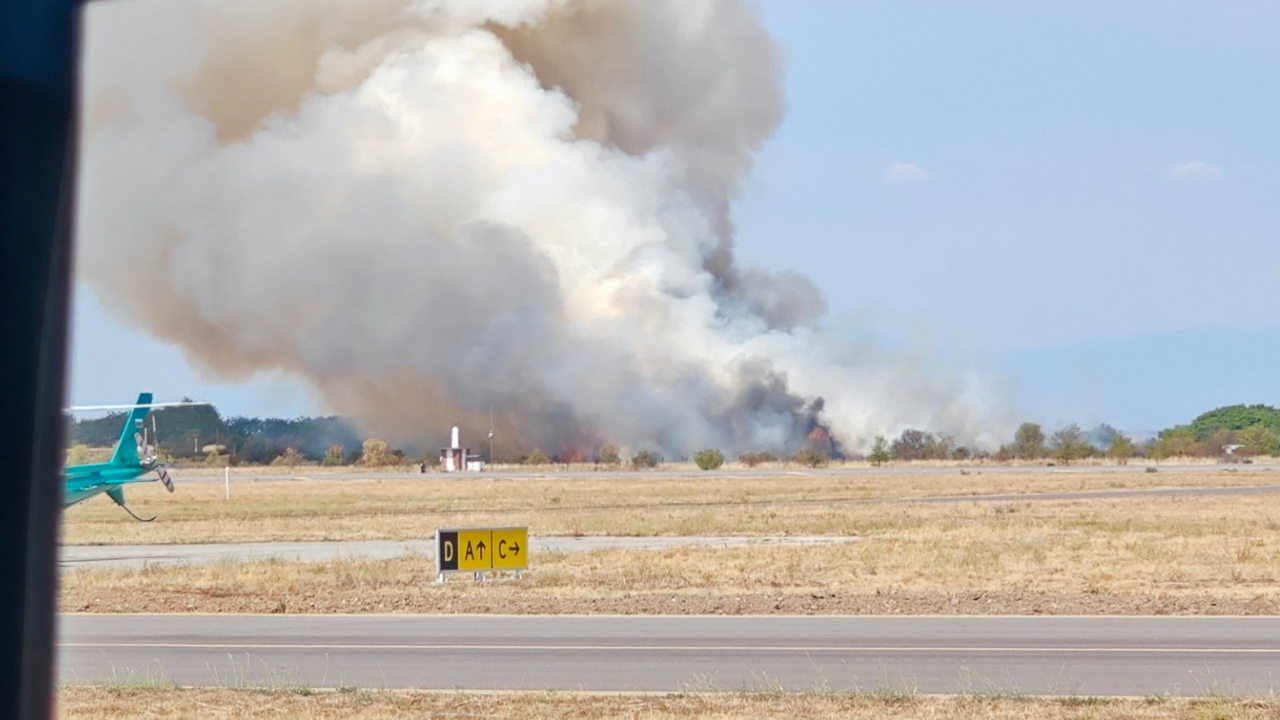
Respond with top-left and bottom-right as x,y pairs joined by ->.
60,535 -> 856,570
59,614 -> 1280,696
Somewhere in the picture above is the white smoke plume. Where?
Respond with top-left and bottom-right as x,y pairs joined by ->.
78,0 -> 1007,458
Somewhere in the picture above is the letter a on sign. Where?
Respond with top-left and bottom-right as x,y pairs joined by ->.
437,530 -> 459,572
457,530 -> 491,571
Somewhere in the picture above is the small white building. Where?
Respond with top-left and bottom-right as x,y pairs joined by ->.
440,426 -> 484,472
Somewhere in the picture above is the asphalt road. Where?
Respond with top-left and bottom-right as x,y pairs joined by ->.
59,535 -> 856,570
59,614 -> 1280,696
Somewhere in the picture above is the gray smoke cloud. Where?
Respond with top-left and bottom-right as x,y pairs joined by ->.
78,0 -> 1009,457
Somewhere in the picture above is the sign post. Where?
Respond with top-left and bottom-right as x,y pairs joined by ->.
437,526 -> 527,582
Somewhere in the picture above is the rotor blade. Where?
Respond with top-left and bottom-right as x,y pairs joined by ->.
65,401 -> 212,413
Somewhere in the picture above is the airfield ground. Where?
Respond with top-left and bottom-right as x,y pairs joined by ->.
59,467 -> 1280,615
54,687 -> 1280,720
58,466 -> 1280,716
60,466 -> 1276,545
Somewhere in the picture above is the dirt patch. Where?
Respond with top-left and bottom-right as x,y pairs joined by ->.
63,585 -> 1280,616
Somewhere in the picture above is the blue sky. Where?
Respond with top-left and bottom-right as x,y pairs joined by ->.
70,1 -> 1280,433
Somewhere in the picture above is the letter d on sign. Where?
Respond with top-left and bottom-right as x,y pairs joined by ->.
437,530 -> 460,572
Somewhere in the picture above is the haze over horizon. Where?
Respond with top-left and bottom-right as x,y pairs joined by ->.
70,0 -> 1280,445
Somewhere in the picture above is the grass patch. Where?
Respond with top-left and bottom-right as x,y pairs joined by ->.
61,494 -> 1280,614
61,469 -> 1280,545
54,687 -> 1280,719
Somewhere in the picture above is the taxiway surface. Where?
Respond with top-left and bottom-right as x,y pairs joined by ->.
59,614 -> 1280,696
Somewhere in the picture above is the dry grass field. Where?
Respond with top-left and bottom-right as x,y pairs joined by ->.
62,493 -> 1280,615
54,687 -> 1280,720
60,468 -> 1277,545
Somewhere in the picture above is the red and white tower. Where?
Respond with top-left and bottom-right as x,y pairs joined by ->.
439,426 -> 470,472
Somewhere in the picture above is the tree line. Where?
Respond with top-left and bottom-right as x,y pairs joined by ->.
67,401 -> 1280,468
864,403 -> 1280,466
66,402 -> 363,467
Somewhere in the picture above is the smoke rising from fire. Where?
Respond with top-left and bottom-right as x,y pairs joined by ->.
78,0 -> 1006,457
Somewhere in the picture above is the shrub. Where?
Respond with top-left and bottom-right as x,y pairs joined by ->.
388,448 -> 407,468
271,446 -> 304,469
598,444 -> 621,465
1107,434 -> 1134,464
794,448 -> 829,468
66,443 -> 90,466
631,450 -> 660,469
524,449 -> 550,465
322,444 -> 345,467
360,439 -> 388,467
739,451 -> 777,468
694,449 -> 724,471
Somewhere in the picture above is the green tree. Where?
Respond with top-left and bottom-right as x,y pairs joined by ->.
525,449 -> 551,465
136,400 -> 228,459
238,435 -> 281,465
598,444 -> 621,466
360,438 -> 388,467
1107,433 -> 1135,464
1238,424 -> 1280,457
631,450 -> 660,469
923,433 -> 956,461
1050,424 -> 1091,464
1190,405 -> 1280,439
868,435 -> 891,467
1087,423 -> 1123,451
1150,426 -> 1197,459
322,444 -> 345,467
694,449 -> 725,471
1013,423 -> 1046,460
890,429 -> 930,461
